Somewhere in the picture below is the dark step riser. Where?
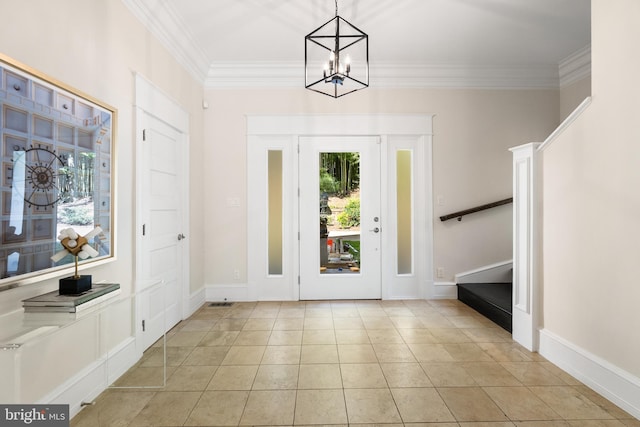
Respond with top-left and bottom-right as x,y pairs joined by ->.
458,287 -> 512,333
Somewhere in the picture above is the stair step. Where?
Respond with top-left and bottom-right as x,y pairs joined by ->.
457,282 -> 512,332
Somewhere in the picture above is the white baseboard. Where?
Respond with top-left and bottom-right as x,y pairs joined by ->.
539,328 -> 640,419
455,260 -> 513,284
188,287 -> 206,315
205,284 -> 250,302
105,337 -> 140,385
41,336 -> 139,418
430,281 -> 457,299
205,283 -> 453,302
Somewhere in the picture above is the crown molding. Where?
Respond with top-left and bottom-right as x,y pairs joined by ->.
121,0 -> 210,82
371,63 -> 559,89
122,0 -> 588,91
559,44 -> 591,88
205,62 -> 303,89
205,62 -> 560,90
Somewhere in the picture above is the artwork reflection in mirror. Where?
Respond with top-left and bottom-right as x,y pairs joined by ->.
0,54 -> 114,287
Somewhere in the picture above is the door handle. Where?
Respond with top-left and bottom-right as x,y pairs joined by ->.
178,233 -> 186,241
369,227 -> 380,233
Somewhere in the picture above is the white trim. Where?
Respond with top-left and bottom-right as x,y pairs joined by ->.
537,96 -> 592,152
205,284 -> 251,302
205,62 -> 560,89
455,260 -> 513,284
247,114 -> 434,136
104,337 -> 139,385
122,0 -> 209,82
373,63 -> 558,89
509,143 -> 541,352
123,0 -> 584,90
39,336 -> 138,418
539,329 -> 640,420
432,281 -> 457,299
422,137 -> 435,299
247,114 -> 434,301
134,73 -> 190,131
188,287 -> 206,316
559,45 -> 592,88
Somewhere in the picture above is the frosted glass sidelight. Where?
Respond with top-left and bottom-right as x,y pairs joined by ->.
268,150 -> 283,275
397,150 -> 413,274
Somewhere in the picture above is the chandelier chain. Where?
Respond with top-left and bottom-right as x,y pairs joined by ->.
335,0 -> 338,17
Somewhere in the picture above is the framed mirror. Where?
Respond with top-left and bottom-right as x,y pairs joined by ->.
0,53 -> 115,291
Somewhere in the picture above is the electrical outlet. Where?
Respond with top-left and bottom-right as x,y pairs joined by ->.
436,195 -> 445,206
233,269 -> 240,280
436,267 -> 445,279
226,197 -> 240,207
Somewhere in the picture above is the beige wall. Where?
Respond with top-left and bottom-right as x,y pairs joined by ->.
0,0 -> 204,401
204,87 -> 559,285
560,76 -> 592,121
542,0 -> 640,377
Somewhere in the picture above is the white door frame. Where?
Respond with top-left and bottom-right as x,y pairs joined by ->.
134,74 -> 190,342
246,114 -> 434,301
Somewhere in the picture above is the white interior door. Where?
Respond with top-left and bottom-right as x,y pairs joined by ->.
299,136 -> 381,300
138,112 -> 185,349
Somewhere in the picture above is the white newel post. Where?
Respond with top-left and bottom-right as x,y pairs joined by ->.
510,143 -> 541,351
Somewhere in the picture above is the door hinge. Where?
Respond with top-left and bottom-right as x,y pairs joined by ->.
298,276 -> 300,285
142,224 -> 146,236
142,129 -> 146,141
142,319 -> 146,332
298,231 -> 300,241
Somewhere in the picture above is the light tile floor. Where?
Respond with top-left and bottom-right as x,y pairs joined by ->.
71,299 -> 640,427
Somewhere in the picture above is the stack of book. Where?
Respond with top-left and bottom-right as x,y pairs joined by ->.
22,283 -> 121,313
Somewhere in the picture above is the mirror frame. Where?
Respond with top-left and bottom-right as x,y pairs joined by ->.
0,53 -> 116,292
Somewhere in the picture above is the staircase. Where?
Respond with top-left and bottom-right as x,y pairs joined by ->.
457,282 -> 512,332
439,202 -> 515,332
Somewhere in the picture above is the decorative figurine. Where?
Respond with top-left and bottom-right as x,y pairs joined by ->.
51,226 -> 102,294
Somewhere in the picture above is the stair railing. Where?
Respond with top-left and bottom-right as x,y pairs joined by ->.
439,197 -> 513,222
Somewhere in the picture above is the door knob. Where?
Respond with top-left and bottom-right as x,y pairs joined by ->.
370,227 -> 380,233
178,233 -> 186,241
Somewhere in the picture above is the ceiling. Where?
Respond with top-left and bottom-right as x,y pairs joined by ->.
124,0 -> 591,89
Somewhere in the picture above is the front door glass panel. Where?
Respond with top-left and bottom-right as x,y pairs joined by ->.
319,152 -> 361,275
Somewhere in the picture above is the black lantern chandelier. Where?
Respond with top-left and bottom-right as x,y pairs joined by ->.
305,0 -> 369,98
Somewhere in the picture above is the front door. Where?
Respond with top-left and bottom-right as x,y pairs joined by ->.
299,136 -> 381,300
